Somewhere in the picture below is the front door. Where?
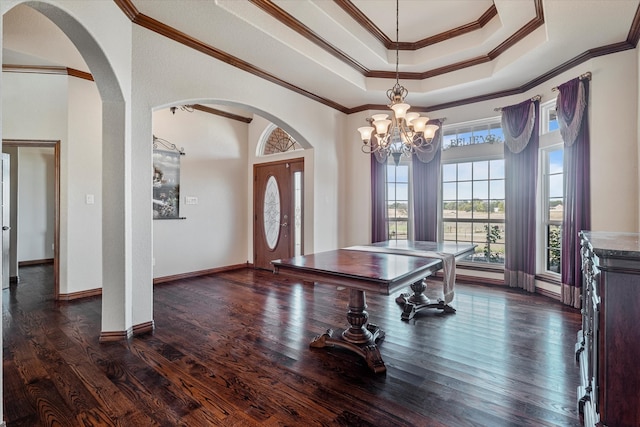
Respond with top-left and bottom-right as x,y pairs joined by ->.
253,159 -> 303,270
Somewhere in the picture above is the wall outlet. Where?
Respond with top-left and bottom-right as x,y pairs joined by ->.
185,196 -> 198,205
86,194 -> 95,204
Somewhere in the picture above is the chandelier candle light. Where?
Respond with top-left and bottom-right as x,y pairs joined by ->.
357,0 -> 439,166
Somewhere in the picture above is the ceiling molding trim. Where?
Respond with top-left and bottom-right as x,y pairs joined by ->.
66,68 -> 94,81
112,0 -> 350,113
112,0 -> 639,114
192,104 -> 253,123
348,39 -> 636,114
487,0 -> 544,60
2,64 -> 94,81
113,0 -> 138,21
626,1 -> 640,46
334,0 -> 498,51
252,0 -> 540,81
249,0 -> 370,74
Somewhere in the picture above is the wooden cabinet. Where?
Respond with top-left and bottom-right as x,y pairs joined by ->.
577,231 -> 640,427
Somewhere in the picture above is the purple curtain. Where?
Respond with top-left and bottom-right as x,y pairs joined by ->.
502,99 -> 539,292
371,152 -> 388,243
412,120 -> 442,241
557,77 -> 590,308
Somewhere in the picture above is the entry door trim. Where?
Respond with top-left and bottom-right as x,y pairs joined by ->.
253,158 -> 304,270
3,139 -> 61,299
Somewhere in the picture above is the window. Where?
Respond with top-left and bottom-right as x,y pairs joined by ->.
443,120 -> 504,150
386,157 -> 410,241
442,159 -> 505,263
261,127 -> 302,155
541,146 -> 563,274
541,100 -> 559,134
441,117 -> 505,264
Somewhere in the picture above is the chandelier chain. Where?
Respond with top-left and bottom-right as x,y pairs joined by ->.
395,0 -> 399,85
355,0 -> 440,165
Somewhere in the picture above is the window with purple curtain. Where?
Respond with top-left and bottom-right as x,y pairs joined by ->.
412,120 -> 443,242
371,152 -> 387,243
501,99 -> 540,292
557,77 -> 590,308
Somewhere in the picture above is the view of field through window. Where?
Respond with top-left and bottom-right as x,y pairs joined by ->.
386,159 -> 409,241
383,113 -> 563,270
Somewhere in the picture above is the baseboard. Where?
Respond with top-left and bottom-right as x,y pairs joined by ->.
133,320 -> 155,336
455,274 -> 505,287
153,262 -> 250,285
18,258 -> 54,266
99,328 -> 133,343
58,288 -> 102,301
536,286 -> 561,301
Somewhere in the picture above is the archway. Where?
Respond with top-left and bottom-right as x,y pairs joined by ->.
1,1 -> 130,340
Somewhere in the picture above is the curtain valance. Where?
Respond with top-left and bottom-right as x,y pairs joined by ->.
556,78 -> 587,146
501,99 -> 536,154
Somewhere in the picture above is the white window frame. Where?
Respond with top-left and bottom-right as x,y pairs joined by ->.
441,117 -> 505,266
537,99 -> 563,276
385,155 -> 412,242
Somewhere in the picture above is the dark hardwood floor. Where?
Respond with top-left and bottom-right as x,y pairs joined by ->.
3,264 -> 582,426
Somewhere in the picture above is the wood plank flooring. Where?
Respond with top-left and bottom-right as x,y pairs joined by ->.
3,264 -> 583,426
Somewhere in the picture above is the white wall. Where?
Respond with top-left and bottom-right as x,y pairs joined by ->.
1,70 -> 103,294
152,108 -> 248,277
344,49 -> 640,246
65,74 -> 102,293
16,147 -> 54,262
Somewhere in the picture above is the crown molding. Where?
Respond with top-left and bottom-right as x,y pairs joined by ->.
112,0 -> 640,114
334,0 -> 498,51
2,64 -> 93,81
192,104 -> 252,123
113,0 -> 350,113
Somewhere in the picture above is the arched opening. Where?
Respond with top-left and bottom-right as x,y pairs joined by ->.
2,1 -> 129,340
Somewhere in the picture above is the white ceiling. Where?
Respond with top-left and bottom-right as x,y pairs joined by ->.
3,0 -> 640,113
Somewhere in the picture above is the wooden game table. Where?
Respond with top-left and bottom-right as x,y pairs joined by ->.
271,240 -> 475,373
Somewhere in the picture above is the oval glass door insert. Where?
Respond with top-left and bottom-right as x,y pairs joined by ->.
263,175 -> 281,249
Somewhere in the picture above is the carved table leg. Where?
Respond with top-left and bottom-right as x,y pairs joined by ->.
395,279 -> 456,320
309,289 -> 386,373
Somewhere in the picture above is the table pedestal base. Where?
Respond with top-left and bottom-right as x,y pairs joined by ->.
395,279 -> 456,320
310,289 -> 386,373
310,325 -> 386,373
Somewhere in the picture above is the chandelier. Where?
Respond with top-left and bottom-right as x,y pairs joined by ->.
357,0 -> 439,166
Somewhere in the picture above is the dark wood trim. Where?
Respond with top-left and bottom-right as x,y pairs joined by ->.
456,274 -> 505,287
487,0 -> 544,60
249,0 -> 369,75
153,263 -> 250,285
334,1 -> 497,51
333,0 -> 390,47
18,258 -> 54,267
111,1 -> 350,113
536,286 -> 560,301
66,67 -> 94,81
110,0 -> 640,113
192,104 -> 252,123
113,0 -> 138,21
132,320 -> 155,336
58,288 -> 102,301
627,1 -> 640,46
3,64 -> 94,81
3,139 -> 61,299
99,329 -> 132,343
457,262 -> 504,273
535,273 -> 561,286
